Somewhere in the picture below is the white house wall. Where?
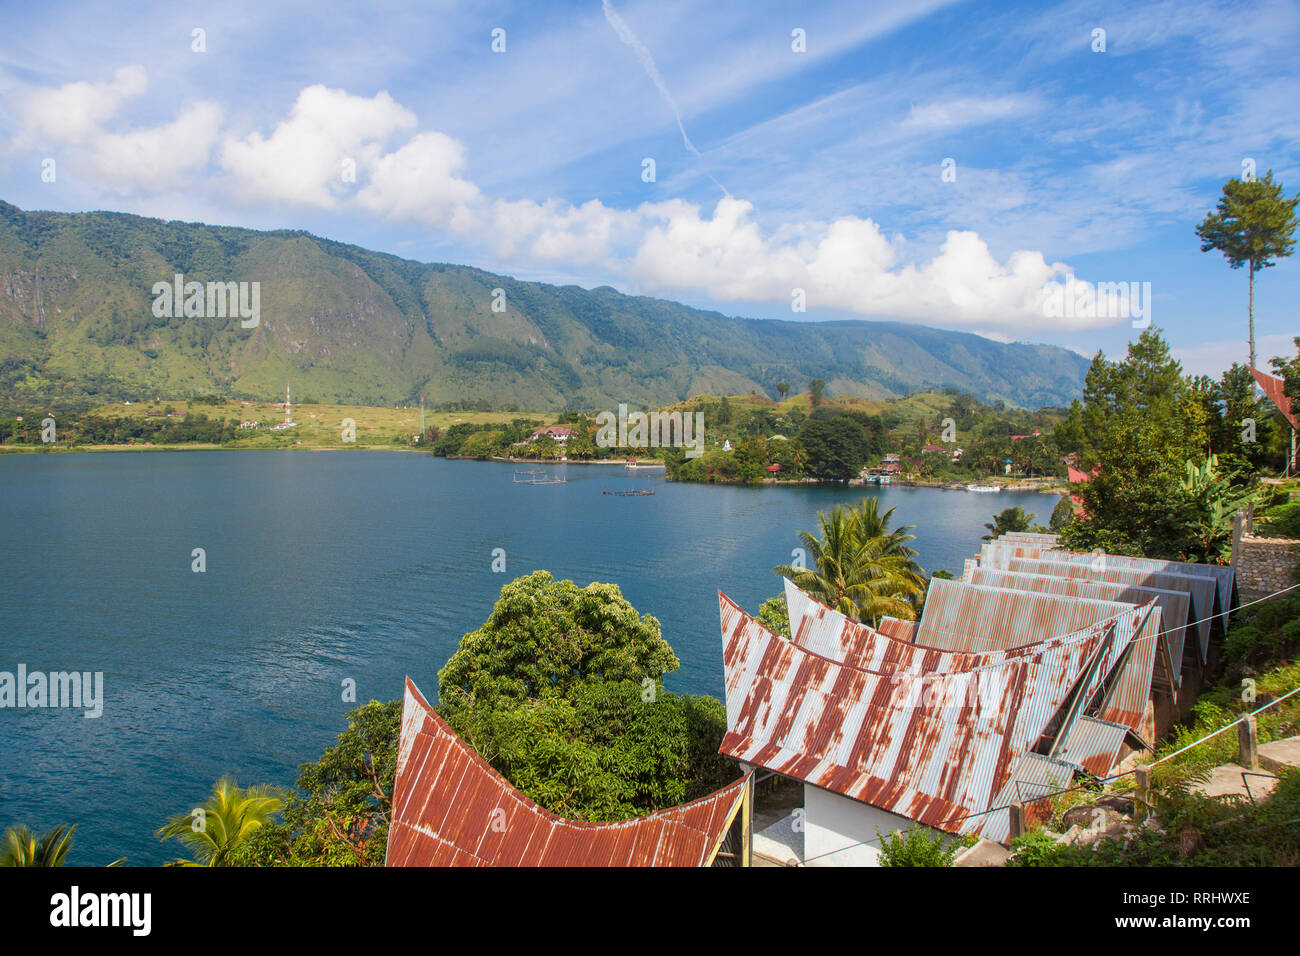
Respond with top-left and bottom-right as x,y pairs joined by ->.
804,785 -> 939,867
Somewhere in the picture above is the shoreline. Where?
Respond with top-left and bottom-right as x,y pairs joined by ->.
0,445 -> 1063,495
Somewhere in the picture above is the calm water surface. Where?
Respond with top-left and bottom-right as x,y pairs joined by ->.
0,450 -> 1057,864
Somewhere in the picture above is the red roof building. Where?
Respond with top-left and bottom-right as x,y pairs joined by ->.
385,678 -> 753,866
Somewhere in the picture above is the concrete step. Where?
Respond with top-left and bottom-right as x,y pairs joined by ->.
1258,736 -> 1300,775
1190,763 -> 1278,802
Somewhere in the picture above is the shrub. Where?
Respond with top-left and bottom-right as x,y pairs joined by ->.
876,826 -> 965,866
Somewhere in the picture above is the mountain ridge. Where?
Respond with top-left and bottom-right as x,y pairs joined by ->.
0,200 -> 1089,409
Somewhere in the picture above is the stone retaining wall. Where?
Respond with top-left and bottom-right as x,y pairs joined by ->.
1233,533 -> 1300,602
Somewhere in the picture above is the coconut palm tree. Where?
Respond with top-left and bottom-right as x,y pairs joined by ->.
157,776 -> 285,866
1,824 -> 76,866
773,498 -> 926,625
0,823 -> 123,867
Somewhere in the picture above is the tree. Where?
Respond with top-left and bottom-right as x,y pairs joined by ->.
757,595 -> 791,637
435,573 -> 736,821
776,381 -> 790,400
235,700 -> 402,867
981,506 -> 1043,541
1196,171 -> 1298,369
796,415 -> 870,481
809,378 -> 826,407
1057,330 -> 1211,557
438,571 -> 680,718
1,824 -> 81,866
773,498 -> 926,625
157,777 -> 285,866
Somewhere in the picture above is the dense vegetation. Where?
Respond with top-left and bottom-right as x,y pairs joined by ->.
1054,329 -> 1295,561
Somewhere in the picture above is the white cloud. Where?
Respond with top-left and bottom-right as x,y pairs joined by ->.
220,85 -> 417,208
355,131 -> 480,227
13,66 -> 219,190
17,65 -> 147,144
87,102 -> 223,192
628,197 -> 1104,329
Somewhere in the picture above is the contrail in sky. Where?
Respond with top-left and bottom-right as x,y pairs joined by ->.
601,0 -> 730,197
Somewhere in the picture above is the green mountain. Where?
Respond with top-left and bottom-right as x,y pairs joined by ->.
0,201 -> 1087,410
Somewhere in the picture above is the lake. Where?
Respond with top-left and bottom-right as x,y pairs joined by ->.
0,450 -> 1057,864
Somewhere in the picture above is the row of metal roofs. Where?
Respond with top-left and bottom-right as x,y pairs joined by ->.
385,678 -> 752,866
720,582 -> 1153,841
718,533 -> 1237,843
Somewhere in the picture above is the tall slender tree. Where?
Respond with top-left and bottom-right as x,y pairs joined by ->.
1195,171 -> 1298,369
809,378 -> 826,407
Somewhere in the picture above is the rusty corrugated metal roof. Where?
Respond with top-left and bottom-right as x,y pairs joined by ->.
914,579 -> 1159,733
999,554 -> 1215,661
385,678 -> 751,867
984,541 -> 1234,627
1056,715 -> 1130,777
878,617 -> 919,642
1251,366 -> 1300,431
785,577 -> 1114,672
718,590 -> 1128,836
982,752 -> 1078,842
970,567 -> 1189,689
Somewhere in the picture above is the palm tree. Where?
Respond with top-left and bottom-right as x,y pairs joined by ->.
2,824 -> 76,866
981,506 -> 1038,541
157,776 -> 285,866
774,498 -> 926,625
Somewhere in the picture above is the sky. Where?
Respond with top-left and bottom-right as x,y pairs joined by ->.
1,0 -> 1297,378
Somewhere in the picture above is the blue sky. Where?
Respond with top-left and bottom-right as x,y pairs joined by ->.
1,0 -> 1297,377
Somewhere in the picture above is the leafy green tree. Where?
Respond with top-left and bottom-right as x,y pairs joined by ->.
773,498 -> 925,625
757,595 -> 791,637
438,571 -> 679,718
433,573 -> 736,821
235,700 -> 401,866
448,681 -> 735,819
157,777 -> 285,866
1179,454 -> 1256,563
1196,171 -> 1298,369
1058,330 -> 1213,558
796,415 -> 870,481
718,395 -> 732,424
776,381 -> 790,400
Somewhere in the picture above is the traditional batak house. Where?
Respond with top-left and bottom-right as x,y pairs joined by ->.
721,533 -> 1234,866
385,679 -> 754,867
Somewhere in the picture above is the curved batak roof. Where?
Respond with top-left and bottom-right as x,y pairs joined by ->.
385,678 -> 752,867
718,591 -> 1142,837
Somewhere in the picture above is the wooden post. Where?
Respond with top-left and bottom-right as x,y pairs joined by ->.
1238,715 -> 1259,769
1008,801 -> 1026,840
741,777 -> 753,867
1134,766 -> 1151,822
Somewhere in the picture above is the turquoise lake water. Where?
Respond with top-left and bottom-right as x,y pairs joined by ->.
0,450 -> 1057,864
